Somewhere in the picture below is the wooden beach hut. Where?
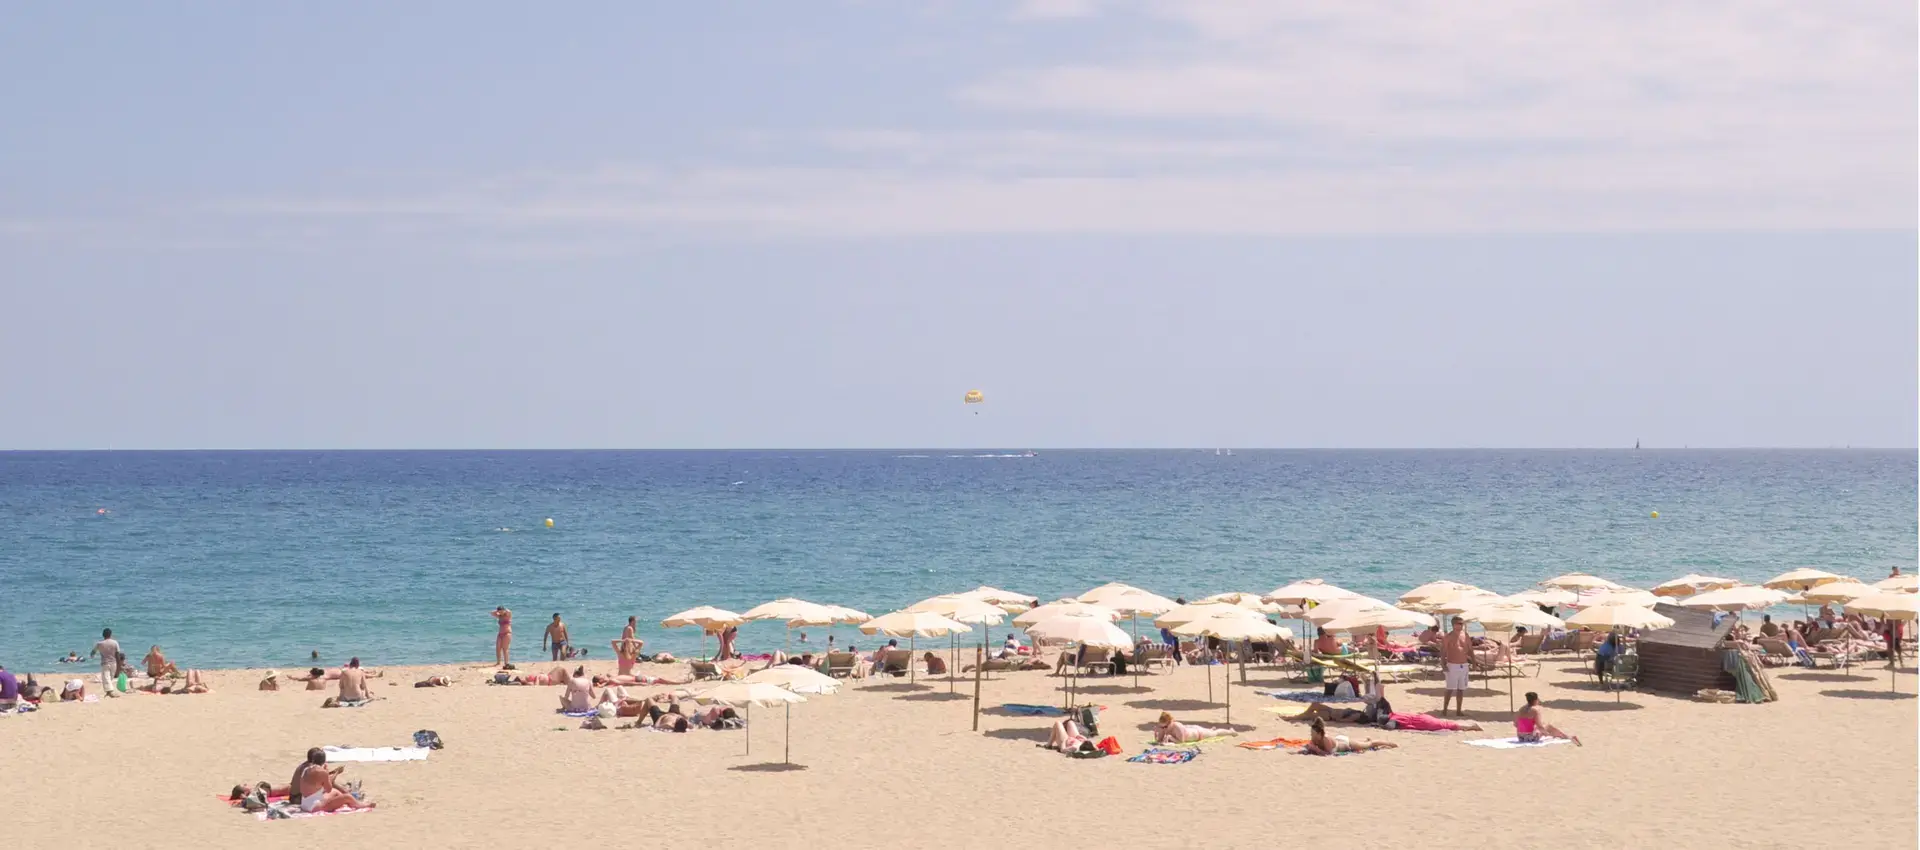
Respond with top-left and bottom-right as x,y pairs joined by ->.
1633,603 -> 1737,695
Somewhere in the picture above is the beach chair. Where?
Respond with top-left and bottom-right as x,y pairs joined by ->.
1539,632 -> 1573,655
1603,652 -> 1640,693
1515,633 -> 1545,655
1570,631 -> 1597,658
1136,644 -> 1173,671
823,652 -> 861,679
689,661 -> 722,681
875,649 -> 913,677
1076,646 -> 1116,676
1755,639 -> 1799,668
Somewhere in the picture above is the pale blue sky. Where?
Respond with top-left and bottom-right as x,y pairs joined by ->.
2,2 -> 1914,449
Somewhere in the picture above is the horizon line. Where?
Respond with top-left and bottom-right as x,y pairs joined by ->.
2,446 -> 1912,453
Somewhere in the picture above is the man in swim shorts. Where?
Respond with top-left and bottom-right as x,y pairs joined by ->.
292,748 -> 369,813
1440,616 -> 1472,717
544,614 -> 571,661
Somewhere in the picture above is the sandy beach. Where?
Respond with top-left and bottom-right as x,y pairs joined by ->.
3,651 -> 1912,850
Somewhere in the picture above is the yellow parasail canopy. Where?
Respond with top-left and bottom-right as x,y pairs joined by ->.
962,389 -> 984,404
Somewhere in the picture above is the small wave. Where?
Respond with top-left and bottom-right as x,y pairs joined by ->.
895,455 -> 930,459
730,481 -> 746,485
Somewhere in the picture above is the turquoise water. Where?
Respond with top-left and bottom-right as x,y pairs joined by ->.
1,450 -> 1912,669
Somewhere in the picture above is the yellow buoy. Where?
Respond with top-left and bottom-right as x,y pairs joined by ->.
545,518 -> 555,528
1649,511 -> 1659,518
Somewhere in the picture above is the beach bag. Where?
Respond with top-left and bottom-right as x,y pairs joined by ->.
1077,704 -> 1100,737
1330,679 -> 1356,699
1095,736 -> 1123,756
413,730 -> 444,750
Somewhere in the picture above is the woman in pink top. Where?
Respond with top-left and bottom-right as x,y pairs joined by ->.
1515,691 -> 1580,745
491,607 -> 514,667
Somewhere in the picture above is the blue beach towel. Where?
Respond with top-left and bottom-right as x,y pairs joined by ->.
1256,689 -> 1362,704
558,709 -> 597,718
1127,748 -> 1198,765
999,704 -> 1069,717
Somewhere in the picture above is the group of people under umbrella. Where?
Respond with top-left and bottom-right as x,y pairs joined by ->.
647,567 -> 1919,764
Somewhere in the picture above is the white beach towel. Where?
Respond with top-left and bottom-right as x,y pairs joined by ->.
322,746 -> 430,762
1465,737 -> 1573,750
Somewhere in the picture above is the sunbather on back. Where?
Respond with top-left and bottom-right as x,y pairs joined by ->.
1153,711 -> 1237,744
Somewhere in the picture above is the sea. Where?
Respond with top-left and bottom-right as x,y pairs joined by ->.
1,449 -> 1913,670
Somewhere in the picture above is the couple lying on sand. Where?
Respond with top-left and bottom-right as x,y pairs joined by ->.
228,747 -> 377,815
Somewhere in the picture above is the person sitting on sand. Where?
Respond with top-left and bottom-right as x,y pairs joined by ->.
612,638 -> 645,676
337,658 -> 372,704
292,748 -> 371,813
1515,691 -> 1581,745
61,679 -> 86,701
1304,717 -> 1398,755
999,634 -> 1023,659
1153,711 -> 1237,745
560,668 -> 596,712
143,646 -> 180,679
924,652 -> 948,676
259,670 -> 282,691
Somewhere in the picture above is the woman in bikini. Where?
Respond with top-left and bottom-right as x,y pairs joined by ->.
492,607 -> 514,667
1304,718 -> 1397,755
143,646 -> 180,679
1153,712 -> 1238,745
1515,692 -> 1580,745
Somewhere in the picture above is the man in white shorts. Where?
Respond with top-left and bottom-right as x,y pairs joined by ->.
1440,616 -> 1473,717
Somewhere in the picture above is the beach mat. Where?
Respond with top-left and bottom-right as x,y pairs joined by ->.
999,704 -> 1068,717
558,709 -> 597,718
1127,748 -> 1198,765
216,793 -> 289,807
322,746 -> 429,763
1237,737 -> 1310,751
1144,735 -> 1236,749
254,806 -> 373,821
1256,689 -> 1361,704
1466,737 -> 1573,750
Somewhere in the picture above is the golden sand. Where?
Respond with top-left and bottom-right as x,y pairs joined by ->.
2,655 -> 1913,849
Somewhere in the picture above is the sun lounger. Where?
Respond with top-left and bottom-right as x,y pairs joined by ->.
875,649 -> 913,677
1515,633 -> 1545,655
1076,646 -> 1116,676
1136,645 -> 1174,671
823,652 -> 861,679
689,661 -> 722,681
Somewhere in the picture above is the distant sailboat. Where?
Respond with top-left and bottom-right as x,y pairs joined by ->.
1635,439 -> 1640,450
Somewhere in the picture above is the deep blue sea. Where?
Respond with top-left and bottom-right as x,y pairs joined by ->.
1,450 -> 1912,670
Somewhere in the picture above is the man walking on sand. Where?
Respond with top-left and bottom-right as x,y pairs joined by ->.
544,614 -> 571,661
89,628 -> 122,698
1440,616 -> 1472,717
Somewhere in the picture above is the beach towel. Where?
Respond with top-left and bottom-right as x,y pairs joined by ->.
1237,737 -> 1311,751
217,793 -> 289,807
255,806 -> 373,821
321,746 -> 430,763
330,699 -> 371,708
1127,748 -> 1198,765
999,703 -> 1068,717
559,708 -> 598,718
1465,737 -> 1574,750
1257,689 -> 1360,704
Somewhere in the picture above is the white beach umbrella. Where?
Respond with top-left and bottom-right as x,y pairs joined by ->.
1843,592 -> 1920,693
1539,573 -> 1625,591
742,598 -> 840,652
743,666 -> 841,695
1457,600 -> 1566,631
1577,589 -> 1663,609
1317,606 -> 1435,633
1508,588 -> 1579,608
1651,574 -> 1742,598
1763,568 -> 1845,591
1675,586 -> 1787,613
1201,591 -> 1288,614
860,611 -> 970,685
1418,588 -> 1504,616
822,605 -> 872,624
1154,601 -> 1256,630
1024,611 -> 1136,708
1012,600 -> 1120,629
1303,596 -> 1398,625
1874,574 -> 1918,592
1798,580 -> 1879,605
1264,579 -> 1359,605
662,606 -> 746,659
1398,580 -> 1479,605
1565,604 -> 1674,632
955,586 -> 1038,614
696,681 -> 808,763
907,595 -> 1010,692
1173,611 -> 1293,725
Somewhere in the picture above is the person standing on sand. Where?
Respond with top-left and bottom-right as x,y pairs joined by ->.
544,614 -> 571,662
491,607 -> 513,667
89,628 -> 121,698
1440,616 -> 1472,717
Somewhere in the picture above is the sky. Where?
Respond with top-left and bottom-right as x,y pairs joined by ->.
1,1 -> 1915,449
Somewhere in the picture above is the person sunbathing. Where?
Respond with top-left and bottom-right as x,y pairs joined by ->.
413,675 -> 452,688
611,638 -> 645,676
923,652 -> 948,676
1304,718 -> 1397,755
1514,692 -> 1580,745
337,658 -> 372,703
559,670 -> 596,712
143,646 -> 180,679
1153,711 -> 1237,744
1043,715 -> 1088,751
690,705 -> 741,729
164,670 -> 210,694
291,748 -> 371,813
653,710 -> 691,732
591,672 -> 690,688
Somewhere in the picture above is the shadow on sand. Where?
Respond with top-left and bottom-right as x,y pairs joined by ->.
728,762 -> 809,773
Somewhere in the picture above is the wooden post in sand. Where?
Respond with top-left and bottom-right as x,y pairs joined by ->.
971,646 -> 984,731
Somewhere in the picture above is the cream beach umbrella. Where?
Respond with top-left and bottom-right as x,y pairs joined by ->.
1201,591 -> 1287,614
1024,611 -> 1134,708
823,605 -> 872,624
1318,605 -> 1435,633
1077,584 -> 1177,646
1012,600 -> 1120,629
662,606 -> 746,660
907,595 -> 1009,692
744,666 -> 841,695
1651,574 -> 1742,598
1539,573 -> 1625,591
1844,592 -> 1920,692
1763,568 -> 1845,591
696,681 -> 808,763
860,611 -> 970,685
1265,579 -> 1359,605
1398,580 -> 1478,606
1173,611 -> 1293,725
1675,586 -> 1787,613
1873,574 -> 1917,592
742,599 -> 839,652
1799,580 -> 1879,606
1154,601 -> 1252,630
1418,588 -> 1504,616
1304,596 -> 1398,625
956,586 -> 1038,614
1458,600 -> 1565,632
1576,589 -> 1662,610
1565,604 -> 1674,632
1508,588 -> 1579,608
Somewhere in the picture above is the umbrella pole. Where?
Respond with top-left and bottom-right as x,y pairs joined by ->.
971,645 -> 984,732
950,633 -> 956,695
785,703 -> 791,764
1225,660 -> 1232,726
745,704 -> 751,756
